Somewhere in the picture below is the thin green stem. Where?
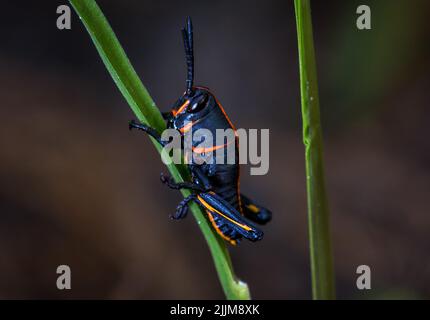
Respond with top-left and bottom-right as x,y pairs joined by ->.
294,0 -> 335,299
69,0 -> 250,300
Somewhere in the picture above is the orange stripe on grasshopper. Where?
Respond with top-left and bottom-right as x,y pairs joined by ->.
179,120 -> 199,133
192,140 -> 233,154
206,210 -> 237,245
172,100 -> 190,117
197,194 -> 252,231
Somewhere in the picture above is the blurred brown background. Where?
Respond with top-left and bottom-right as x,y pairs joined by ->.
0,0 -> 429,299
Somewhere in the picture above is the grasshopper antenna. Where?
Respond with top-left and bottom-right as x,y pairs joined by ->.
182,16 -> 194,95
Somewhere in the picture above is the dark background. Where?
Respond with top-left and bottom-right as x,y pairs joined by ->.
0,0 -> 429,299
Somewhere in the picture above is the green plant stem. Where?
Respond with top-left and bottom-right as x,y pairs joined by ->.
294,0 -> 335,300
69,0 -> 250,300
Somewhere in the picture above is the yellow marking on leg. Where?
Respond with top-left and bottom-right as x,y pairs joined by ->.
247,204 -> 260,214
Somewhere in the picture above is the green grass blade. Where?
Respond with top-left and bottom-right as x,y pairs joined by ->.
294,0 -> 336,299
69,0 -> 250,300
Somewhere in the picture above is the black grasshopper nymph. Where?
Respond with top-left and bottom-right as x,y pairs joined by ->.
130,17 -> 271,245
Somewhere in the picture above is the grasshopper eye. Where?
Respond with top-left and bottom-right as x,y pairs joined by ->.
189,94 -> 208,113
